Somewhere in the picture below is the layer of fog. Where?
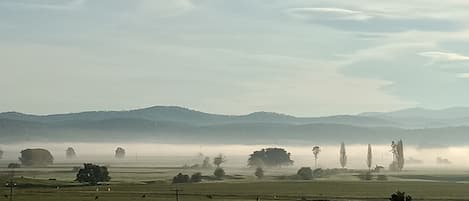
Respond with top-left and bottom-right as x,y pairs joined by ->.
1,143 -> 468,169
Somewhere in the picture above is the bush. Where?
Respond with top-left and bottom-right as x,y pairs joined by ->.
7,163 -> 20,169
390,191 -> 412,201
214,168 -> 225,179
357,171 -> 373,180
313,168 -> 324,177
190,172 -> 203,183
297,167 -> 313,180
377,174 -> 388,181
172,173 -> 190,184
255,167 -> 264,179
76,163 -> 111,185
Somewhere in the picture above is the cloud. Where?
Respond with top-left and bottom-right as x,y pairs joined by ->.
418,51 -> 469,62
286,6 -> 462,32
287,7 -> 373,21
0,0 -> 86,10
458,73 -> 469,78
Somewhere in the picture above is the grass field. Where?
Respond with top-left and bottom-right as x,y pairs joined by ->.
1,159 -> 469,201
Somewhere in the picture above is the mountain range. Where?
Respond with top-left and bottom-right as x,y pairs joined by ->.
1,106 -> 469,146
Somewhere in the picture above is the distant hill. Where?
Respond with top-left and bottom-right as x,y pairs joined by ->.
2,106 -> 469,145
0,106 -> 399,127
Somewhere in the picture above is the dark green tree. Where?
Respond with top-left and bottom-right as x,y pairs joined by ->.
76,163 -> 111,185
214,167 -> 225,179
248,148 -> 293,167
19,148 -> 54,167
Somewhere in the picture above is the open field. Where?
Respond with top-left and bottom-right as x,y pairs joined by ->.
1,158 -> 469,201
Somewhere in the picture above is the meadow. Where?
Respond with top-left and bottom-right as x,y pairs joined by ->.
2,157 -> 469,201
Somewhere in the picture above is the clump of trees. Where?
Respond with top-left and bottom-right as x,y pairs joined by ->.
115,147 -> 126,159
255,167 -> 264,179
339,142 -> 347,169
190,172 -> 203,182
389,140 -> 404,171
390,191 -> 412,201
173,172 -> 203,183
66,147 -> 77,159
213,154 -> 226,168
19,148 -> 54,166
248,148 -> 293,167
76,163 -> 111,185
173,173 -> 190,183
297,167 -> 313,180
0,149 -> 3,159
214,167 -> 225,179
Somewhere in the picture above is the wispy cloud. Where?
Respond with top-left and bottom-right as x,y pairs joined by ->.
458,73 -> 469,78
0,0 -> 86,10
418,51 -> 469,62
287,7 -> 373,21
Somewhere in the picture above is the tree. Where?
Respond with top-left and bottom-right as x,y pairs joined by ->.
66,147 -> 77,159
202,157 -> 212,169
213,154 -> 226,168
312,146 -> 321,168
115,147 -> 126,159
76,163 -> 111,185
190,172 -> 203,183
389,191 -> 412,201
339,142 -> 347,168
255,167 -> 264,179
0,149 -> 3,159
390,140 -> 405,171
248,148 -> 293,167
367,144 -> 372,172
172,173 -> 190,184
19,148 -> 54,167
214,167 -> 225,179
397,140 -> 405,171
297,167 -> 313,180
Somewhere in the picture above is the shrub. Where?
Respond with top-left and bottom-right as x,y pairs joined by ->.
214,168 -> 225,179
297,167 -> 313,180
358,171 -> 373,180
172,173 -> 190,184
255,167 -> 264,179
7,163 -> 21,169
390,191 -> 412,201
377,174 -> 388,181
313,168 -> 324,177
190,172 -> 203,183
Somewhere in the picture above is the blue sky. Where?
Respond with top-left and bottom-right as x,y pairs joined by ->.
1,0 -> 469,116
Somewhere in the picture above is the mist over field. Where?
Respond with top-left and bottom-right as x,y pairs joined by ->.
1,142 -> 467,169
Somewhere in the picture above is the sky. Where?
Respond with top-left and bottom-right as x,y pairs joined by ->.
1,0 -> 469,116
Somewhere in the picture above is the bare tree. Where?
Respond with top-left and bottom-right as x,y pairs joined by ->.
312,146 -> 321,169
339,142 -> 347,169
213,154 -> 226,168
